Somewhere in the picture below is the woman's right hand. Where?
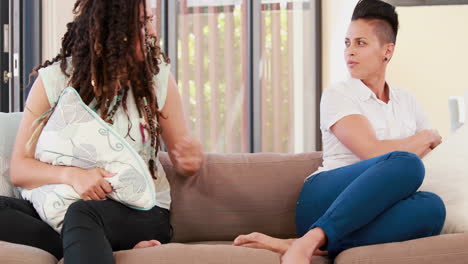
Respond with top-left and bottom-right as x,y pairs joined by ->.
67,167 -> 114,200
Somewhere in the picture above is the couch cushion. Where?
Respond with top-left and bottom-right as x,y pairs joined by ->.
57,242 -> 331,264
419,124 -> 468,233
113,242 -> 330,264
0,241 -> 57,264
160,152 -> 322,242
0,112 -> 22,198
335,233 -> 468,264
113,243 -> 280,264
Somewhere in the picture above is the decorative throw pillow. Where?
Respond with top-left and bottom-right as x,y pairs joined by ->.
419,124 -> 468,234
20,87 -> 156,232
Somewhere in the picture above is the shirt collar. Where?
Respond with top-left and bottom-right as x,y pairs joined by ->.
348,78 -> 399,103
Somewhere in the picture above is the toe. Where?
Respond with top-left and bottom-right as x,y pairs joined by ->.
233,235 -> 249,245
150,240 -> 161,246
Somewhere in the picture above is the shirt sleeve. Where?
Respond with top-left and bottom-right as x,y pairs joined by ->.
153,60 -> 171,110
37,63 -> 69,107
320,84 -> 362,132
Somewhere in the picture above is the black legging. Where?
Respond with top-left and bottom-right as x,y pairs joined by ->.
0,196 -> 172,263
0,196 -> 62,259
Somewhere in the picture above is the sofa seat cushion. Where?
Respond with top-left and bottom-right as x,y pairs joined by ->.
185,242 -> 331,264
0,241 -> 57,264
114,242 -> 329,264
57,241 -> 331,264
335,233 -> 468,264
113,243 -> 280,264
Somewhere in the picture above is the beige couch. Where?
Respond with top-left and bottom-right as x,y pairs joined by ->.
1,112 -> 467,264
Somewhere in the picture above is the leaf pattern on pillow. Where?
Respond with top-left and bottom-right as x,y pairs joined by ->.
115,167 -> 146,203
71,142 -> 97,169
28,87 -> 159,232
30,185 -> 79,223
44,90 -> 93,132
30,185 -> 57,220
98,128 -> 124,152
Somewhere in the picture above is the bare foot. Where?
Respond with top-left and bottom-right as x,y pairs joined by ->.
233,232 -> 328,257
233,232 -> 295,254
133,240 -> 161,249
281,228 -> 327,264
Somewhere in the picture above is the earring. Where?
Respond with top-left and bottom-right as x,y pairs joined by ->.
384,57 -> 388,61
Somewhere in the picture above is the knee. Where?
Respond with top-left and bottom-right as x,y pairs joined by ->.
387,151 -> 425,189
424,192 -> 446,229
416,191 -> 446,234
62,201 -> 99,232
65,200 -> 92,218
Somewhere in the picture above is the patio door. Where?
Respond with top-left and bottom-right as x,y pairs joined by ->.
0,0 -> 41,113
0,0 -> 11,112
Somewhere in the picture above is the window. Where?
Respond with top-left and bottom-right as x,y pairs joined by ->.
175,0 -> 249,152
259,1 -> 319,153
162,0 -> 321,153
149,0 -> 164,48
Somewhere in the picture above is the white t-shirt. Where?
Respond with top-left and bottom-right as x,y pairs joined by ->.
37,58 -> 173,210
313,78 -> 431,176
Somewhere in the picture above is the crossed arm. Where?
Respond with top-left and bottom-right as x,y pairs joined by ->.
330,114 -> 442,160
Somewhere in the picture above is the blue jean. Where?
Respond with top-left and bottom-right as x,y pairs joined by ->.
295,151 -> 446,257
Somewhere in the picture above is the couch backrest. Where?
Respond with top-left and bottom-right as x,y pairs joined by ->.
0,112 -> 23,156
0,112 -> 23,198
160,151 -> 323,242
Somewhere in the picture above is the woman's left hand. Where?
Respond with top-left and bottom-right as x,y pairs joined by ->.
170,136 -> 203,176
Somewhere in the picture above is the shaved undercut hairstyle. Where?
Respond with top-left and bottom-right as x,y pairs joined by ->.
352,0 -> 399,44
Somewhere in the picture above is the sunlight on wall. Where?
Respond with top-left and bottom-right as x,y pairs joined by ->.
387,5 -> 468,138
42,0 -> 74,61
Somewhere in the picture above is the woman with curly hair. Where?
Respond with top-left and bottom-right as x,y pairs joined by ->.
0,0 -> 203,263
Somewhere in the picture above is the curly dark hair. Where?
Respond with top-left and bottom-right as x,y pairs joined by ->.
30,0 -> 169,178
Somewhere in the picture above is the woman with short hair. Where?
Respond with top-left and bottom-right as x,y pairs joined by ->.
234,1 -> 446,263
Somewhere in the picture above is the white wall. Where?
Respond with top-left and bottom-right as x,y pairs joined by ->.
42,0 -> 74,61
387,5 -> 468,138
322,0 -> 358,89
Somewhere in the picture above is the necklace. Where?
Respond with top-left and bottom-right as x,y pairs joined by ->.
92,89 -> 125,125
104,89 -> 125,125
92,88 -> 159,179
